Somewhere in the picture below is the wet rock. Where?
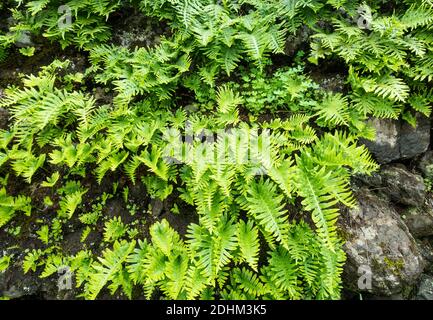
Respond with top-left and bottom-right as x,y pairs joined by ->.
0,256 -> 78,300
353,171 -> 382,189
0,268 -> 41,299
415,274 -> 433,300
401,201 -> 433,238
284,26 -> 312,57
417,151 -> 433,177
416,239 -> 433,274
400,114 -> 431,159
341,188 -> 425,296
104,198 -> 135,224
361,118 -> 400,164
150,199 -> 164,218
15,31 -> 34,48
111,13 -> 169,49
362,114 -> 430,164
316,73 -> 346,93
355,164 -> 426,207
380,164 -> 426,207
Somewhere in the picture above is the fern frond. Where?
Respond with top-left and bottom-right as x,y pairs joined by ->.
315,93 -> 350,127
237,220 -> 260,271
84,240 -> 136,300
241,178 -> 289,246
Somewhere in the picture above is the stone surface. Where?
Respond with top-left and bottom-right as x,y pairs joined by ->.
362,114 -> 431,164
400,114 -> 431,159
284,26 -> 312,57
417,150 -> 433,177
111,14 -> 168,49
0,267 -> 77,300
341,188 -> 425,296
415,274 -> 433,300
151,198 -> 164,217
380,164 -> 426,207
355,164 -> 426,207
402,200 -> 433,238
416,239 -> 433,275
15,31 -> 34,48
362,118 -> 400,164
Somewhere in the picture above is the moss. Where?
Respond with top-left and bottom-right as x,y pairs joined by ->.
383,257 -> 405,277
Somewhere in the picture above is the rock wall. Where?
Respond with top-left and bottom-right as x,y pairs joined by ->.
342,114 -> 433,299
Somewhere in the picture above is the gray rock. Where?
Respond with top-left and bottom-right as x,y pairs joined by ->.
341,188 -> 425,296
111,14 -> 167,49
415,274 -> 433,300
362,118 -> 400,164
400,114 -> 431,159
284,26 -> 312,57
416,239 -> 433,274
417,150 -> 433,177
362,114 -> 430,164
380,164 -> 426,207
355,164 -> 426,207
353,171 -> 382,189
0,258 -> 77,300
0,268 -> 41,299
151,198 -> 164,218
401,200 -> 433,238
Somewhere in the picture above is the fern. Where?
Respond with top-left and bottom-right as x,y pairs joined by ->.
83,240 -> 136,300
237,220 -> 260,271
315,93 -> 350,127
263,246 -> 302,299
23,249 -> 44,274
187,215 -> 237,282
240,179 -> 289,246
3,0 -> 425,302
103,217 -> 128,243
0,188 -> 32,228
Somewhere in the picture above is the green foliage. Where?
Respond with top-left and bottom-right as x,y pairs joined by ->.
83,240 -> 136,299
237,220 -> 260,271
234,65 -> 320,114
0,255 -> 11,273
57,181 -> 88,219
103,216 -> 128,243
36,225 -> 50,245
2,0 -> 431,302
241,178 -> 289,246
310,1 -> 433,124
0,188 -> 32,228
23,249 -> 44,273
5,0 -> 123,49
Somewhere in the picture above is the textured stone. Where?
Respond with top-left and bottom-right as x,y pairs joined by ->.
341,188 -> 425,296
415,274 -> 433,300
417,150 -> 433,177
362,114 -> 430,164
400,114 -> 431,159
402,201 -> 433,238
380,164 -> 426,207
0,107 -> 9,130
355,164 -> 426,207
362,118 -> 400,164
